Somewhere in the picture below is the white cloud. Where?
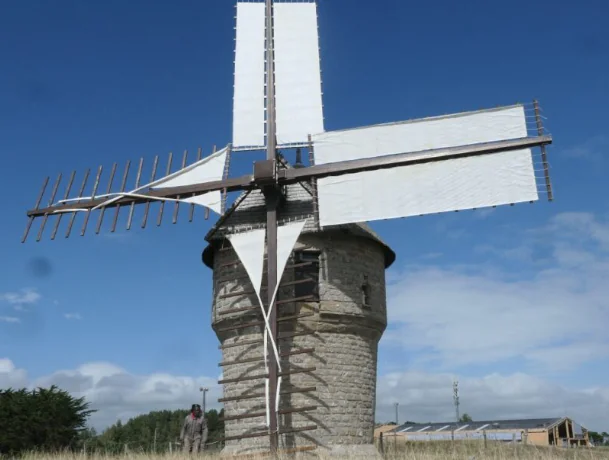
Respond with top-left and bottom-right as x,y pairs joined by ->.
1,358 -> 607,434
0,358 -> 220,431
375,371 -> 609,432
0,316 -> 20,324
562,135 -> 608,161
64,313 -> 82,320
0,288 -> 41,306
384,211 -> 609,371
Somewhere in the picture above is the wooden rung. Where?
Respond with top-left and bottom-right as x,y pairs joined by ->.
217,296 -> 318,318
220,411 -> 266,422
215,262 -> 316,283
219,373 -> 268,385
278,312 -> 315,322
215,319 -> 263,333
279,405 -> 317,415
281,385 -> 317,396
219,348 -> 315,367
279,330 -> 316,340
218,367 -> 316,385
218,392 -> 265,403
281,425 -> 317,435
220,406 -> 317,422
218,425 -> 317,443
218,429 -> 272,442
218,338 -> 262,350
277,295 -> 318,305
279,366 -> 316,377
218,386 -> 317,403
218,330 -> 316,351
218,278 -> 315,300
216,312 -> 315,333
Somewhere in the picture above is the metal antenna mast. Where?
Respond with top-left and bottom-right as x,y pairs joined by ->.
453,380 -> 460,423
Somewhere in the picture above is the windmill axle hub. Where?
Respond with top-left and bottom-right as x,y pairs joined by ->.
253,159 -> 277,187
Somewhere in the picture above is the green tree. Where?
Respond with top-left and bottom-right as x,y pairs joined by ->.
93,408 -> 225,453
459,413 -> 473,423
0,385 -> 95,455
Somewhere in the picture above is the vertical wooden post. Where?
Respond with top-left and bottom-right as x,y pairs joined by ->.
533,99 -> 553,201
264,0 -> 279,454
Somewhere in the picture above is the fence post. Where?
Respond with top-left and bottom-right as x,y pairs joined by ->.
483,430 -> 487,449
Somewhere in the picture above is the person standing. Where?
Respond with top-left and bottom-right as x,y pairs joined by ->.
180,404 -> 208,453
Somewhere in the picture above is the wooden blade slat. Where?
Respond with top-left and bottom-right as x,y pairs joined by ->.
188,147 -> 202,222
141,155 -> 159,229
204,145 -> 216,221
221,144 -> 232,214
157,152 -> 173,226
36,173 -> 62,242
172,150 -> 188,224
21,176 -> 49,243
65,169 -> 90,238
127,158 -> 144,230
81,166 -> 103,236
96,163 -> 117,234
50,171 -> 75,240
111,161 -> 131,233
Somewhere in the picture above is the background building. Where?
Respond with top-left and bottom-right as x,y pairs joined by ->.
376,417 -> 590,447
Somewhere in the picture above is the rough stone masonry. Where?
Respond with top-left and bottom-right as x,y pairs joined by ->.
202,177 -> 395,456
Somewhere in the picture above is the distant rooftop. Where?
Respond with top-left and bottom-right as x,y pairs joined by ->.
391,418 -> 566,433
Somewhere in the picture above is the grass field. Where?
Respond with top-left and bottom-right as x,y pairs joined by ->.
15,444 -> 609,460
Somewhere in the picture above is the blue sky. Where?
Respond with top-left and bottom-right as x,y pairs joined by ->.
1,0 -> 608,431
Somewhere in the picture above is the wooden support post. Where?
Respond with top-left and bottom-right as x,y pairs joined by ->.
533,99 -> 554,201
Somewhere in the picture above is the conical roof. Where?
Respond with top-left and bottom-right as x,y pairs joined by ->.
202,158 -> 395,269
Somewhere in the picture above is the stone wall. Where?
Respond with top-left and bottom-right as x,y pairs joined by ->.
211,231 -> 387,454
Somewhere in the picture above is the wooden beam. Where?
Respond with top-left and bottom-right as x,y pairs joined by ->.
26,135 -> 552,218
218,366 -> 316,385
219,406 -> 317,422
218,425 -> 317,443
280,135 -> 553,184
219,348 -> 315,367
218,386 -> 316,403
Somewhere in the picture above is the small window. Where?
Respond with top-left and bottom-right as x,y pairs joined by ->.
294,251 -> 320,299
362,275 -> 371,309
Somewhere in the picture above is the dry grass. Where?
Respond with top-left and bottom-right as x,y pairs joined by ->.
14,444 -> 609,460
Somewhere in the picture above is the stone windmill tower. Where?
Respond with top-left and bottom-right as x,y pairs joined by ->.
21,0 -> 554,456
202,156 -> 395,454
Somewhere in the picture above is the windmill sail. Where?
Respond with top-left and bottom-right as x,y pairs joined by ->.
233,3 -> 266,148
232,1 -> 324,150
273,2 -> 324,145
311,104 -> 540,227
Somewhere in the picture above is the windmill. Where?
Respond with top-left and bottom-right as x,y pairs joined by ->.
21,0 -> 554,455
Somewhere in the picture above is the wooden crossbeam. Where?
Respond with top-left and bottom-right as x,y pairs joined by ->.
218,386 -> 316,403
219,348 -> 315,367
215,312 -> 315,333
218,330 -> 316,350
218,278 -> 315,300
25,135 -> 552,219
218,366 -> 316,385
218,425 -> 317,443
220,406 -> 317,422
